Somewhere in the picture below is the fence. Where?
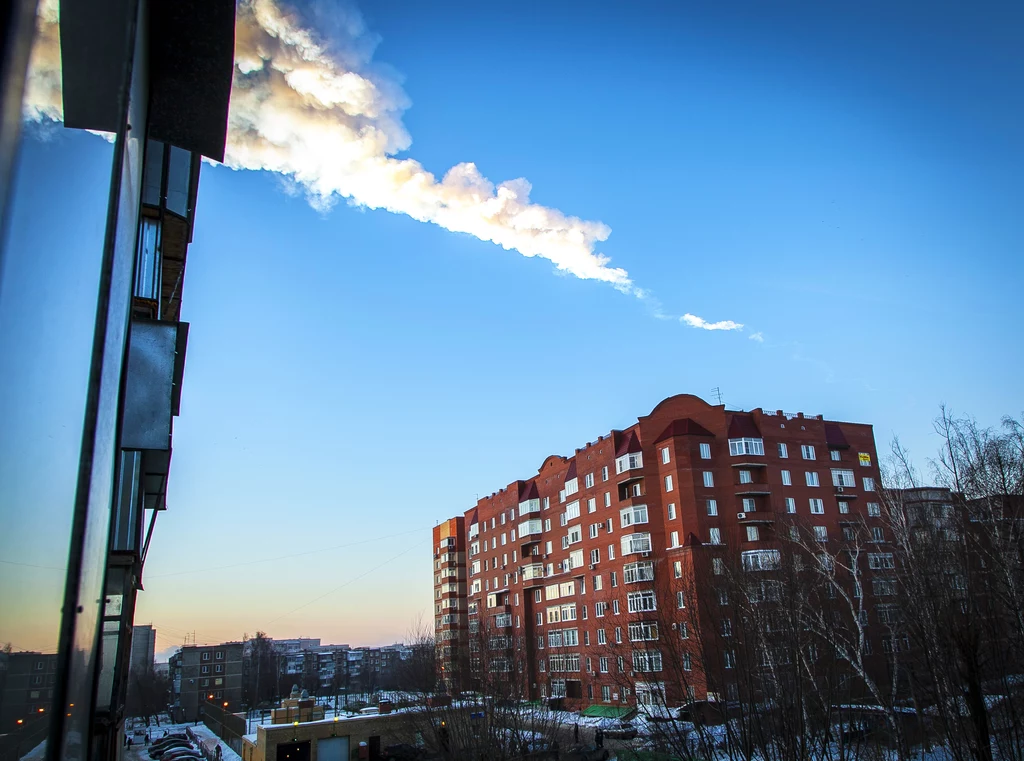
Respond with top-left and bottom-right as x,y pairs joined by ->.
199,701 -> 248,756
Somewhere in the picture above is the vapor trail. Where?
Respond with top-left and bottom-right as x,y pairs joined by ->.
23,0 -> 747,332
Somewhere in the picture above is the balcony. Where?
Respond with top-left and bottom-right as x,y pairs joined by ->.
735,485 -> 772,496
522,563 -> 546,582
519,498 -> 541,516
737,511 -> 775,525
518,519 -> 543,537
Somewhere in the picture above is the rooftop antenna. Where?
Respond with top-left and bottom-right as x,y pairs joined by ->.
711,387 -> 724,406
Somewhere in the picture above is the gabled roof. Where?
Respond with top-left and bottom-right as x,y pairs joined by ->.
655,418 -> 714,443
518,480 -> 540,502
468,509 -> 479,525
615,429 -> 642,457
825,423 -> 851,449
727,414 -> 761,439
564,459 -> 578,482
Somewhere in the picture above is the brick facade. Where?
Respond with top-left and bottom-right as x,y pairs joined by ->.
433,394 -> 886,707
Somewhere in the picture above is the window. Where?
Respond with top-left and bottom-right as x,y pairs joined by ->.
201,665 -> 210,674
721,618 -> 733,637
627,590 -> 657,613
661,446 -> 671,464
605,518 -> 613,533
781,469 -> 792,486
669,530 -> 679,547
202,652 -> 211,662
868,553 -> 895,570
706,499 -> 718,516
805,471 -> 820,487
738,470 -> 752,484
615,451 -> 643,474
683,652 -> 692,671
632,650 -> 663,673
612,600 -> 620,615
608,544 -> 615,560
718,590 -> 729,606
809,498 -> 824,514
742,549 -> 780,571
830,449 -> 842,461
565,477 -> 579,497
831,469 -> 855,487
667,502 -> 676,520
543,496 -> 550,510
746,526 -> 760,541
676,590 -> 686,609
595,601 -> 607,617
598,630 -> 607,646
789,525 -> 800,540
593,574 -> 603,591
703,471 -> 714,487
843,526 -> 856,541
623,561 -> 655,584
589,523 -> 599,539
863,477 -> 876,491
585,472 -> 595,488
713,557 -> 724,575
610,571 -> 617,587
859,452 -> 872,467
814,526 -> 828,542
621,532 -> 652,555
590,548 -> 600,564
215,664 -> 223,673
679,621 -> 689,639
871,526 -> 884,542
664,474 -> 673,492
742,497 -> 756,512
709,527 -> 722,545
587,497 -> 597,513
215,651 -> 224,661
694,442 -> 710,461
729,437 -> 764,456
838,500 -> 849,514
867,502 -> 881,517
801,445 -> 816,460
565,500 -> 581,522
601,466 -> 609,481
536,612 -> 543,625
620,505 -> 648,527
778,442 -> 788,458
603,492 -> 611,507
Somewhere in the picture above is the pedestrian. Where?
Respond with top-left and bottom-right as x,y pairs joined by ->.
595,728 -> 604,749
573,722 -> 579,743
127,737 -> 133,750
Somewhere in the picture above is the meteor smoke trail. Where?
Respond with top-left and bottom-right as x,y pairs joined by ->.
23,0 -> 747,332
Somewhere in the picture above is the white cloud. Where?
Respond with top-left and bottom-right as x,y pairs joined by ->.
681,313 -> 744,332
22,0 -> 753,333
22,0 -> 631,290
749,331 -> 764,342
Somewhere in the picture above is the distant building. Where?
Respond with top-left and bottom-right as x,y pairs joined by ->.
130,625 -> 157,676
0,652 -> 59,732
169,643 -> 245,722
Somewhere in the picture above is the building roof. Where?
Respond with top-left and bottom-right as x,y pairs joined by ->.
655,418 -> 715,442
518,481 -> 540,502
727,414 -> 761,439
564,459 -> 578,482
825,423 -> 851,449
615,429 -> 642,457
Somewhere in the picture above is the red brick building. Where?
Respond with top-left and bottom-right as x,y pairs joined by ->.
433,394 -> 886,708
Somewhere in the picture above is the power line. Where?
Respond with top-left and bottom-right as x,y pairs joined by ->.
147,525 -> 431,578
0,559 -> 66,571
264,536 -> 431,626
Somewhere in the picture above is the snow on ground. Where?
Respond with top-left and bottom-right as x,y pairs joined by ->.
124,722 -> 240,761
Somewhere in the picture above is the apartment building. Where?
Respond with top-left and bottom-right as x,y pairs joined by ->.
0,653 -> 59,733
433,394 -> 886,708
169,643 -> 245,721
129,625 -> 157,677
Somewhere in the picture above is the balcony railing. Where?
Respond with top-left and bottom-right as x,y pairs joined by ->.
522,563 -> 546,581
518,498 -> 541,516
518,519 -> 543,537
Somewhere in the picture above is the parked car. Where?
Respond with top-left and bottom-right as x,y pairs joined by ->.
561,745 -> 610,761
149,742 -> 192,758
600,721 -> 638,740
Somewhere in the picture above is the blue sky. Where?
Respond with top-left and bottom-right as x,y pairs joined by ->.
1,0 -> 1021,656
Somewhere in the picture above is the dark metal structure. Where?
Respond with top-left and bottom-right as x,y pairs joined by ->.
0,2 -> 234,760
